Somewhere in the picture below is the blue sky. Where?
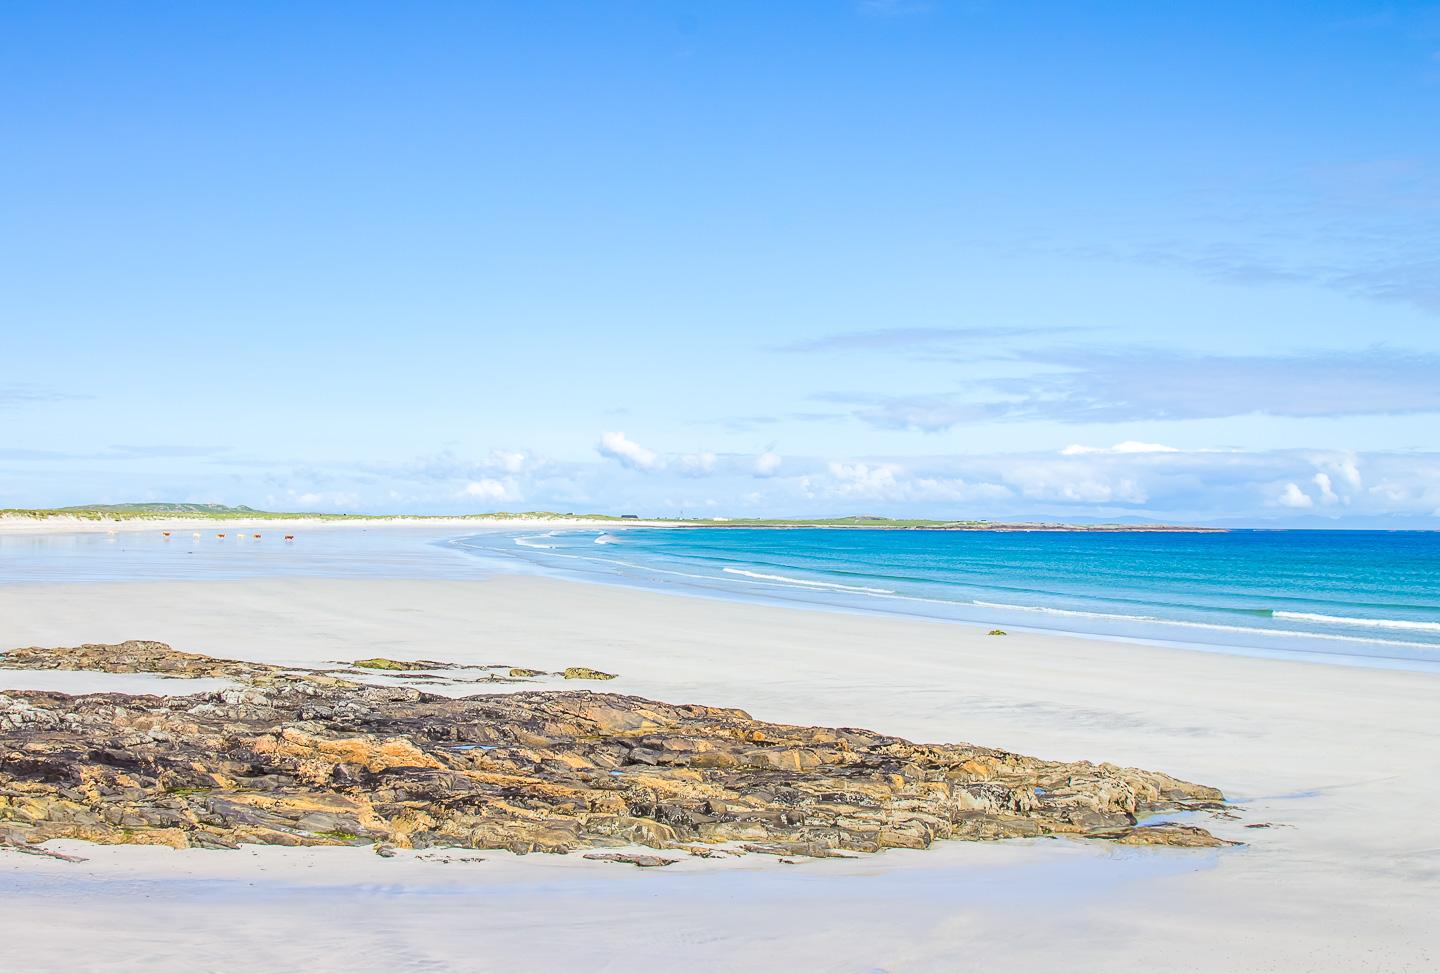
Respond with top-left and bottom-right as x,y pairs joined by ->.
3,1 -> 1439,524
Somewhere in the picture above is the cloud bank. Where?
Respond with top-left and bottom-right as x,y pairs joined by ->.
817,346 -> 1440,430
8,438 -> 1434,526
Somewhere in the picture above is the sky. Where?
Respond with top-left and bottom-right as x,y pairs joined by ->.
2,1 -> 1439,525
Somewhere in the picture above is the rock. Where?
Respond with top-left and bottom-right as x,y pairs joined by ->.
508,668 -> 545,678
987,630 -> 1007,636
0,840 -> 89,862
583,852 -> 678,868
374,844 -> 397,857
0,643 -> 510,689
561,667 -> 617,681
742,842 -> 856,859
0,642 -> 1233,859
677,844 -> 741,858
417,852 -> 484,864
1088,824 -> 1241,848
0,640 -> 317,686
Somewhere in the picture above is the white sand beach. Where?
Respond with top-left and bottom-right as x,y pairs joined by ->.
2,573 -> 1436,973
0,514 -> 675,536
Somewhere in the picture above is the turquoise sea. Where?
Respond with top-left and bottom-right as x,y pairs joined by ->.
3,525 -> 1437,670
453,527 -> 1440,669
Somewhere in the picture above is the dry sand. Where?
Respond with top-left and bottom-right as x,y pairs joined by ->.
1,575 -> 1436,973
0,514 -> 671,535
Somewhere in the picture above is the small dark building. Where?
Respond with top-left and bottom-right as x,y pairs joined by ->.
620,514 -> 639,519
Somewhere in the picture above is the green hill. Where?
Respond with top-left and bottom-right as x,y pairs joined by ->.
53,503 -> 263,516
1,503 -> 330,521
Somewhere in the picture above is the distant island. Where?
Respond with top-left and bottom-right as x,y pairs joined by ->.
0,503 -> 1226,532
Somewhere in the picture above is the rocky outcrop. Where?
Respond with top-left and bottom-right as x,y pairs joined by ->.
0,641 -> 617,689
0,640 -> 328,686
0,641 -> 1234,859
561,667 -> 616,681
352,658 -> 435,671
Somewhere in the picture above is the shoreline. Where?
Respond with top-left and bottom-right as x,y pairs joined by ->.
456,528 -> 1440,672
0,512 -> 1229,535
7,517 -> 1436,671
490,544 -> 1440,673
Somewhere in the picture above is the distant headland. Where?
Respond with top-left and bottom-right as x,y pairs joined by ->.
0,503 -> 1226,533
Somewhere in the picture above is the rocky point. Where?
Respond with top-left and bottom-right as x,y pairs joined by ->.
0,641 -> 1234,860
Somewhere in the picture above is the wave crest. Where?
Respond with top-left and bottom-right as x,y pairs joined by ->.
971,601 -> 1435,649
722,567 -> 895,595
1273,611 -> 1440,632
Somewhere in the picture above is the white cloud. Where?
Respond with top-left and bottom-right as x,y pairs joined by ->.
1005,463 -> 1148,504
488,450 -> 529,474
831,347 -> 1440,431
597,431 -> 661,471
1319,453 -> 1363,491
804,461 -> 1011,504
594,434 -> 762,479
1061,441 -> 1180,456
824,461 -> 904,497
675,451 -> 718,477
909,477 -> 1012,503
129,444 -> 1440,523
461,478 -> 514,502
1277,482 -> 1315,508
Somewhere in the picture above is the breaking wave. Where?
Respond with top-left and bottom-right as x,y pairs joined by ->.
722,567 -> 895,595
971,601 -> 1435,649
1272,611 -> 1440,632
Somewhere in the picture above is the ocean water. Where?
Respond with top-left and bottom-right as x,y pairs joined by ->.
452,527 -> 1440,669
4,524 -> 1438,670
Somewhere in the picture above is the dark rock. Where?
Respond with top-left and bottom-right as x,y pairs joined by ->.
561,667 -> 617,681
583,852 -> 678,867
0,642 -> 1232,858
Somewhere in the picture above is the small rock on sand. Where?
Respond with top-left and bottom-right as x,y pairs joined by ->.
582,853 -> 678,868
561,667 -> 617,680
